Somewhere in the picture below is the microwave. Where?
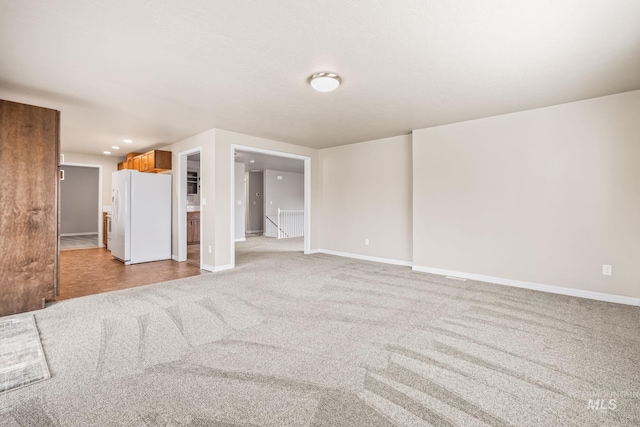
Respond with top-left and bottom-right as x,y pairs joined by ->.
187,171 -> 199,195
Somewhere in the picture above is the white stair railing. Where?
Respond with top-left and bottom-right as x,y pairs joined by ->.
277,209 -> 304,239
265,215 -> 279,238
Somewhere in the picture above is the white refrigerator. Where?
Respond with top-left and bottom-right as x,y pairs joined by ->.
110,170 -> 172,265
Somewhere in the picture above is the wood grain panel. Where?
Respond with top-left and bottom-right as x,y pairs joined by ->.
0,100 -> 59,316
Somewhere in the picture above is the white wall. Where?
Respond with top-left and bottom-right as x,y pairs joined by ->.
319,135 -> 413,263
234,162 -> 246,240
263,170 -> 304,217
413,90 -> 640,299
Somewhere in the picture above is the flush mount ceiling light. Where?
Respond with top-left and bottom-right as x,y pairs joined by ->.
123,139 -> 133,143
309,72 -> 342,92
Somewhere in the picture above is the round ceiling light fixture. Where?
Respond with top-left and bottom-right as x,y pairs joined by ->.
309,72 -> 342,92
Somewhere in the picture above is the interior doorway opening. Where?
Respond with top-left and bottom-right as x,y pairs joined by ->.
186,152 -> 201,267
177,146 -> 203,268
231,147 -> 310,268
59,164 -> 102,251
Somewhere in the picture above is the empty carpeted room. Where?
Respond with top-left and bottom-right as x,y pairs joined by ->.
1,2 -> 639,426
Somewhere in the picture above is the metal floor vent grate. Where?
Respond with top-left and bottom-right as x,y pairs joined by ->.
444,276 -> 467,281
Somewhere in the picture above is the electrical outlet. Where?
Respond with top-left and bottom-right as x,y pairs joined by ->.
602,265 -> 612,276
208,245 -> 212,254
364,238 -> 369,245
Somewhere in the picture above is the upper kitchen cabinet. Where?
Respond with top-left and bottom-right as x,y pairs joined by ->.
139,150 -> 171,173
119,150 -> 172,173
0,99 -> 60,316
118,153 -> 139,171
127,152 -> 141,170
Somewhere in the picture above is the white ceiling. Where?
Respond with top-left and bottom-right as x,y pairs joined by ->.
1,1 -> 639,157
234,151 -> 304,174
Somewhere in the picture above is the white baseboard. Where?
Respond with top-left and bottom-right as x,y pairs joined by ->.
60,232 -> 98,237
307,249 -> 321,255
246,230 -> 264,234
235,238 -> 246,242
171,255 -> 180,261
201,263 -> 234,273
412,265 -> 640,307
200,263 -> 215,272
316,249 -> 413,267
214,264 -> 234,272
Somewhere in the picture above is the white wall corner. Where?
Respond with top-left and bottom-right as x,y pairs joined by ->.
213,264 -> 234,272
201,263 -> 234,273
200,263 -> 216,272
412,265 -> 640,307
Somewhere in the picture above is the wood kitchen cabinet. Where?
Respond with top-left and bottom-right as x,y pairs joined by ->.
118,152 -> 141,171
187,212 -> 200,244
118,150 -> 172,173
0,99 -> 60,316
102,212 -> 108,249
137,150 -> 171,173
126,152 -> 141,170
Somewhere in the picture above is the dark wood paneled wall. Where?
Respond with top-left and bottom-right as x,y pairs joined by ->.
0,100 -> 60,316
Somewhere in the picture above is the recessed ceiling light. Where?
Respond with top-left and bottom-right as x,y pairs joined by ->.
249,160 -> 255,163
103,151 -> 111,155
309,72 -> 342,92
123,139 -> 133,143
111,146 -> 120,149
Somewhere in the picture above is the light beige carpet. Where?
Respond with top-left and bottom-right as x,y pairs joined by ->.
0,236 -> 638,426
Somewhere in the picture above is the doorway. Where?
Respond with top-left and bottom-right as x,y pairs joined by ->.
186,152 -> 201,266
231,146 -> 311,268
245,170 -> 264,236
59,164 -> 102,250
177,146 -> 203,267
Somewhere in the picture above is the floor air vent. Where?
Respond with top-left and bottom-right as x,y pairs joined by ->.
444,276 -> 467,281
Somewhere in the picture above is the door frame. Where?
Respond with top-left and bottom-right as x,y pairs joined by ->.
59,162 -> 103,247
230,144 -> 311,268
176,147 -> 202,265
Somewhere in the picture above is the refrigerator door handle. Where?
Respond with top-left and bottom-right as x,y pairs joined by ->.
113,189 -> 120,223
